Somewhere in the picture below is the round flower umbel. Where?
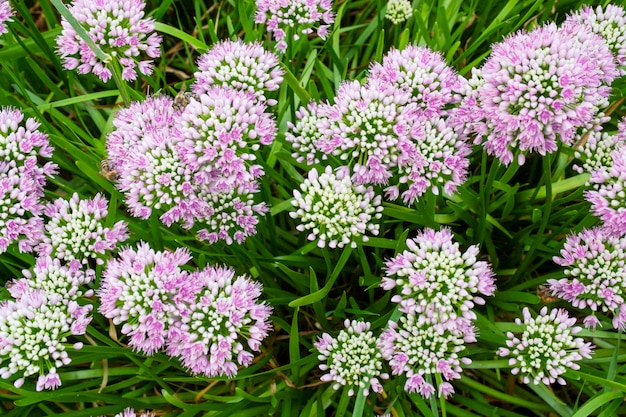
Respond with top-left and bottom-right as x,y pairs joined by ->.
98,242 -> 194,356
319,79 -> 413,185
107,409 -> 154,417
382,228 -> 496,325
315,320 -> 389,397
467,22 -> 618,166
379,313 -> 475,398
285,102 -> 329,166
255,0 -> 334,52
192,39 -> 283,105
176,87 -> 276,189
369,45 -> 465,118
549,227 -> 626,330
0,0 -> 12,35
387,115 -> 471,204
56,0 -> 162,82
0,289 -> 91,391
36,193 -> 129,270
290,166 -> 383,249
496,307 -> 594,385
566,4 -> 626,76
585,146 -> 626,235
384,0 -> 413,25
166,266 -> 273,378
573,129 -> 626,175
107,96 -> 182,172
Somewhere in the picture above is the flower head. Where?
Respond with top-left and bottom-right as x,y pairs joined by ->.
573,128 -> 626,175
107,408 -> 154,417
385,0 -> 413,25
192,40 -> 283,104
36,193 -> 128,269
378,313 -> 474,398
315,320 -> 389,396
56,0 -> 162,82
255,0 -> 334,51
166,266 -> 272,378
98,242 -> 193,355
464,23 -> 617,165
585,146 -> 626,234
290,166 -> 383,248
550,227 -> 626,330
496,307 -> 594,385
0,0 -> 13,35
0,290 -> 91,390
285,102 -> 329,165
566,4 -> 626,75
382,228 -> 496,325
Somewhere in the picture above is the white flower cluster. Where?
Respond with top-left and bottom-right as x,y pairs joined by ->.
385,0 -> 413,25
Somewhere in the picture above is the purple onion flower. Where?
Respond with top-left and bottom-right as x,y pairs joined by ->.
382,228 -> 496,326
0,290 -> 91,390
166,266 -> 273,378
290,166 -> 383,249
315,320 -> 389,396
101,408 -> 154,417
98,242 -> 193,355
465,23 -> 618,165
573,128 -> 626,175
496,307 -> 594,385
385,0 -> 413,25
56,0 -> 162,82
255,0 -> 334,52
285,102 -> 328,165
379,312 -> 474,398
192,40 -> 283,105
36,193 -> 129,269
550,227 -> 626,330
0,0 -> 12,35
585,146 -> 626,234
566,4 -> 626,76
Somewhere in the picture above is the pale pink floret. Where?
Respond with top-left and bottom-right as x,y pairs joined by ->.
585,147 -> 626,235
0,0 -> 12,35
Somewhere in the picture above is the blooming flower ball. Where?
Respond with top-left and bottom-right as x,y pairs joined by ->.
385,0 -> 413,25
315,320 -> 389,396
382,227 -> 495,325
0,290 -> 91,391
290,166 -> 383,249
566,4 -> 626,76
105,409 -> 154,417
192,39 -> 283,104
467,22 -> 618,165
585,146 -> 626,235
573,129 -> 626,175
285,102 -> 329,166
36,193 -> 128,270
496,307 -> 594,385
379,312 -> 475,398
550,227 -> 626,330
99,242 -> 194,355
166,266 -> 273,378
255,0 -> 334,52
369,45 -> 465,118
56,0 -> 162,82
0,0 -> 12,35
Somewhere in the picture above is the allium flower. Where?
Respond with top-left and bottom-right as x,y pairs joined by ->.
285,102 -> 328,165
0,0 -> 12,35
319,79 -> 413,185
379,313 -> 474,398
0,290 -> 91,390
255,0 -> 334,51
550,227 -> 626,330
385,0 -> 413,25
98,242 -> 193,355
192,40 -> 283,105
0,107 -> 57,253
110,409 -> 154,417
176,88 -> 276,188
166,266 -> 272,378
382,228 -> 495,325
573,129 -> 626,175
9,256 -> 94,302
566,4 -> 626,75
315,320 -> 389,396
56,0 -> 162,82
369,45 -> 464,118
36,193 -> 129,269
465,23 -> 618,165
496,307 -> 594,385
585,146 -> 626,234
107,96 -> 181,172
290,166 -> 383,248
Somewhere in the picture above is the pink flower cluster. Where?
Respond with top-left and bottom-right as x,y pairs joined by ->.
286,45 -> 470,205
0,0 -> 12,35
56,0 -> 162,82
98,242 -> 273,377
